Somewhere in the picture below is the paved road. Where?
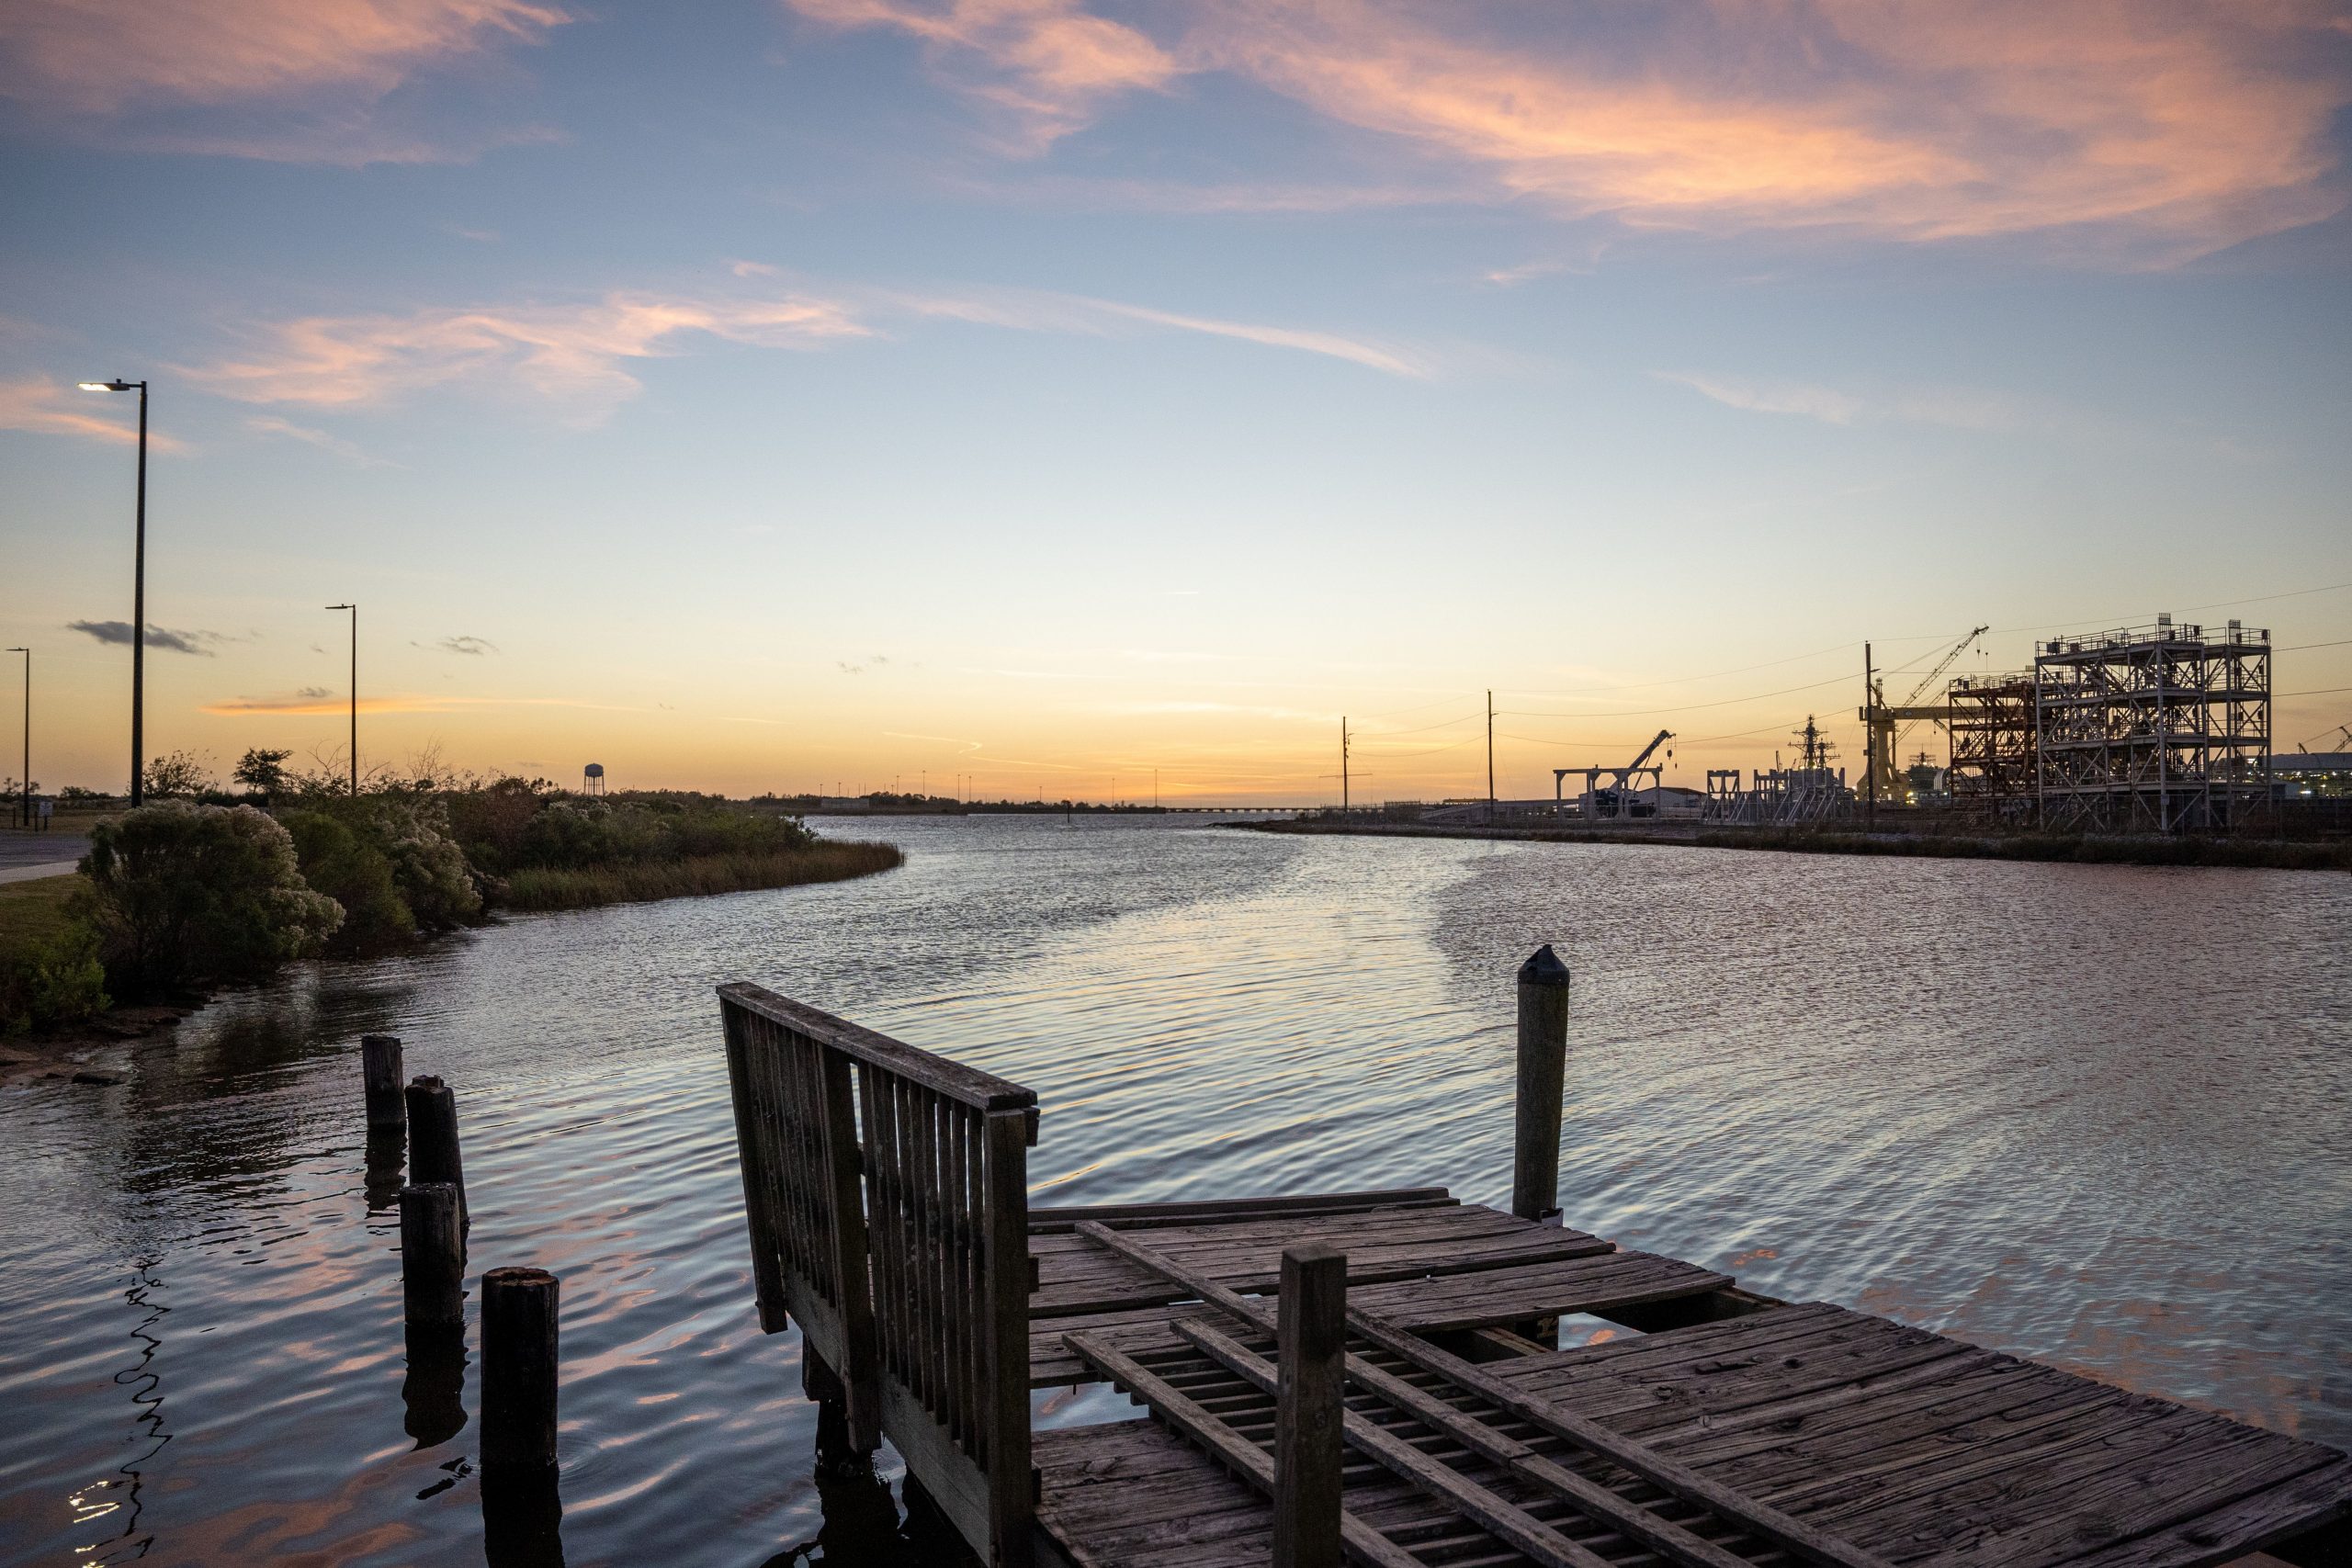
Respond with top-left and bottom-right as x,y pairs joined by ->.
0,832 -> 89,881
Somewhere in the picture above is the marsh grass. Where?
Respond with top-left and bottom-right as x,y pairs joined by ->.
500,840 -> 904,912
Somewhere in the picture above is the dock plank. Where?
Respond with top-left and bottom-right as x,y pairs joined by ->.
1031,1203 -> 1612,1317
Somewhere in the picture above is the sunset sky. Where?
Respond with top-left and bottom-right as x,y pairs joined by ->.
3,0 -> 2349,803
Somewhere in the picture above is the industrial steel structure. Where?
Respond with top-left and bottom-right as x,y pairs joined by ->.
1938,615 -> 2271,834
2032,615 -> 2270,833
1946,672 -> 2037,824
1702,716 -> 1853,825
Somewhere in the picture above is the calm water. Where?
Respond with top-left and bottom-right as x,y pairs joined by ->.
3,816 -> 2347,1566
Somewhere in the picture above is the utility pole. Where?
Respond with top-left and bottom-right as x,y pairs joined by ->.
1340,716 -> 1350,815
1864,641 -> 1876,831
6,647 -> 25,829
1486,690 -> 1496,818
327,604 -> 357,793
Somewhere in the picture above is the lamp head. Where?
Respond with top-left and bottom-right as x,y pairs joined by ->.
325,603 -> 354,611
79,380 -> 135,392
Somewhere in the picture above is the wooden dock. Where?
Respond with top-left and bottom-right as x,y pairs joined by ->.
717,954 -> 2350,1568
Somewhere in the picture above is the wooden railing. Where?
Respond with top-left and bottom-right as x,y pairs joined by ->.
718,983 -> 1038,1567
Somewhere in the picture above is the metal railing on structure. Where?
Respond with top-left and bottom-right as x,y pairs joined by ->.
718,983 -> 1039,1567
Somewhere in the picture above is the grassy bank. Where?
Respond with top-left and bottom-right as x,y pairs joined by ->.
500,840 -> 905,912
1244,818 -> 2351,872
1691,828 -> 2352,871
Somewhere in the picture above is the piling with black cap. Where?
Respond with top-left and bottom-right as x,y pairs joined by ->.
405,1075 -> 468,1228
362,1033 -> 405,1132
481,1266 -> 561,1473
1510,944 -> 1573,1224
400,1180 -> 465,1327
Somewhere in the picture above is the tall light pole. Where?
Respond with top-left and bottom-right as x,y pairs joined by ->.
79,379 -> 148,804
6,648 -> 25,829
326,604 -> 357,794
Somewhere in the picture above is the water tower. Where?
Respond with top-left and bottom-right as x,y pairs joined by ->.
583,761 -> 606,797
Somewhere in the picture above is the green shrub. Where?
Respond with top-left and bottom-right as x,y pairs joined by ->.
1,917 -> 110,1034
283,809 -> 414,951
281,795 -> 483,943
79,802 -> 344,992
375,796 -> 483,929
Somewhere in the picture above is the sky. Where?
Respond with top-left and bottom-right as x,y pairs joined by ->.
2,0 -> 2349,805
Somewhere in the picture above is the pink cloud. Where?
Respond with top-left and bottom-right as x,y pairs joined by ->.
785,0 -> 1178,150
0,0 -> 570,163
788,0 -> 2352,259
0,0 -> 567,114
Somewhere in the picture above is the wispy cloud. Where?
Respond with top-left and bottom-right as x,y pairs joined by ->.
0,379 -> 189,450
185,289 -> 872,417
70,619 -> 220,655
1657,370 -> 2023,432
431,635 -> 497,655
200,692 -> 646,716
179,273 -> 1435,418
890,284 -> 1429,377
246,413 -> 394,466
790,0 -> 2352,261
0,0 -> 570,164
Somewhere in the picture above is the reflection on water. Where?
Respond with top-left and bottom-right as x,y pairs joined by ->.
1,815 -> 2346,1565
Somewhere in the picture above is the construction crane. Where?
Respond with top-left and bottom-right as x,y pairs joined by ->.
1554,729 -> 1676,819
1862,626 -> 1986,803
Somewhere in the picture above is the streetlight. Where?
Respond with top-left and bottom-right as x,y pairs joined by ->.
79,379 -> 149,805
6,647 -> 25,829
325,604 -> 357,794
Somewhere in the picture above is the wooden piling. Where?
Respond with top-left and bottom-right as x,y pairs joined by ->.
481,1266 -> 560,1473
1510,945 -> 1571,1224
362,1033 -> 404,1132
1274,1242 -> 1347,1568
405,1075 -> 468,1228
399,1181 -> 465,1327
401,1320 -> 467,1449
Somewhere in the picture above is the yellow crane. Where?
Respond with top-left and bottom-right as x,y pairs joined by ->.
1861,625 -> 1987,804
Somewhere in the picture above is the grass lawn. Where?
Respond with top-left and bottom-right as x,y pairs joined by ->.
0,874 -> 84,961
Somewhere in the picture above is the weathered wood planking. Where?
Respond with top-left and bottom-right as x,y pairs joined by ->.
1467,1303 -> 2352,1568
1024,1244 -> 1729,1389
1029,1202 -> 1615,1316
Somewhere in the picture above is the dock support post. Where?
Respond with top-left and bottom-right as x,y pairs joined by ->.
405,1076 -> 469,1229
400,1181 -> 465,1327
481,1266 -> 560,1473
1274,1242 -> 1346,1568
1510,945 -> 1572,1225
362,1033 -> 404,1131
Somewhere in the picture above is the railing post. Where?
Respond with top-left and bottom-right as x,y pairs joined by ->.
1510,945 -> 1572,1224
819,1050 -> 882,1453
1275,1243 -> 1347,1568
981,1107 -> 1035,1568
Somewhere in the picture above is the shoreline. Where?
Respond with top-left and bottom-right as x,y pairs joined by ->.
4,837 -> 907,1085
1234,818 -> 2352,871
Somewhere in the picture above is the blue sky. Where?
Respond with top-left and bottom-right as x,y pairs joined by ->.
3,1 -> 2348,801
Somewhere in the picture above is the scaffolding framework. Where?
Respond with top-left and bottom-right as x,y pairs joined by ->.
1947,674 -> 2037,824
2032,616 -> 2270,834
